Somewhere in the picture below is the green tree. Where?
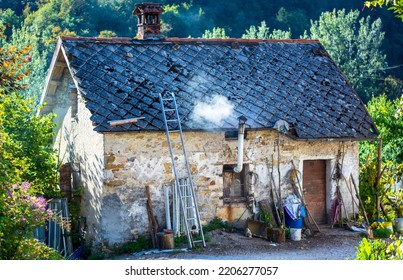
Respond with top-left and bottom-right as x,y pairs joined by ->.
202,27 -> 229,38
276,7 -> 309,37
0,93 -> 58,196
162,3 -> 214,38
305,9 -> 387,102
0,25 -> 31,95
98,30 -> 117,38
7,24 -> 49,102
359,94 -> 403,220
361,94 -> 403,164
0,37 -> 61,259
242,21 -> 292,39
0,27 -> 58,195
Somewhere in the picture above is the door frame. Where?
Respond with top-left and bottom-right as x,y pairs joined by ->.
298,157 -> 334,224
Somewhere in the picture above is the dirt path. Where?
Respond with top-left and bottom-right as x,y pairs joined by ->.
111,225 -> 363,260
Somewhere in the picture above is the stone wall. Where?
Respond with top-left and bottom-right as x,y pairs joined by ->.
102,129 -> 360,245
49,68 -> 360,246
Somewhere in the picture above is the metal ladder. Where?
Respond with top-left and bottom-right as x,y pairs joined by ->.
159,92 -> 206,249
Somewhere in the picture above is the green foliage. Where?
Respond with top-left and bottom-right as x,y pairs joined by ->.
359,94 -> 403,220
202,27 -> 228,39
276,7 -> 309,37
162,3 -> 214,38
3,1 -> 403,105
14,238 -> 63,260
359,152 -> 380,221
257,209 -> 272,226
384,189 -> 403,218
306,9 -> 387,102
0,182 -> 62,259
364,0 -> 403,21
242,21 -> 291,40
355,236 -> 403,260
0,93 -> 58,196
98,30 -> 117,38
0,25 -> 31,95
7,24 -> 50,102
373,227 -> 393,238
363,94 -> 403,163
114,236 -> 153,255
202,217 -> 230,232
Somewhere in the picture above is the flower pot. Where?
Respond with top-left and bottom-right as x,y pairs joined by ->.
268,228 -> 285,243
393,217 -> 403,234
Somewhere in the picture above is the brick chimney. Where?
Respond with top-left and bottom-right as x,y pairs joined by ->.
133,3 -> 164,40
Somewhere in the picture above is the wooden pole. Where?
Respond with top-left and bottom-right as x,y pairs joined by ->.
350,174 -> 370,225
109,117 -> 145,127
375,137 -> 383,219
146,185 -> 159,248
290,161 -> 320,232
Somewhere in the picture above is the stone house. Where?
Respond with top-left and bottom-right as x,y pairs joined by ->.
39,3 -> 378,247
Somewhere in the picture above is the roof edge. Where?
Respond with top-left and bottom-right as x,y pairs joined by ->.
37,38 -> 63,116
59,35 -> 320,44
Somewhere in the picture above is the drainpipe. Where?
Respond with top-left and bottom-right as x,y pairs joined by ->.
234,116 -> 247,173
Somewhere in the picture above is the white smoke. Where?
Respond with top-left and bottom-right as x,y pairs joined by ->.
191,95 -> 234,126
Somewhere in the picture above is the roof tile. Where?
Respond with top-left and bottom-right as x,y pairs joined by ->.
58,37 -> 378,139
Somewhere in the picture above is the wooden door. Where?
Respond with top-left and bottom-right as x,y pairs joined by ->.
303,160 -> 327,224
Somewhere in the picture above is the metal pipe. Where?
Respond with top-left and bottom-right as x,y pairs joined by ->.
164,185 -> 172,230
234,116 -> 247,173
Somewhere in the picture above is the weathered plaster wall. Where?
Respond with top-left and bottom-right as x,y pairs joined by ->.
51,69 -> 105,245
103,129 -> 360,245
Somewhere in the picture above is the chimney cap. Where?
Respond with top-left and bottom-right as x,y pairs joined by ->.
133,2 -> 164,15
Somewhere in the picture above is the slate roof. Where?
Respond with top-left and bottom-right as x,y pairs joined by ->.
44,36 -> 378,140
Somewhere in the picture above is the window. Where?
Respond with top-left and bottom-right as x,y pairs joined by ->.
222,164 -> 249,204
225,130 -> 247,140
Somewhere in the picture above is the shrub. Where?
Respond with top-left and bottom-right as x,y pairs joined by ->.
355,236 -> 403,260
203,217 -> 230,232
0,182 -> 62,259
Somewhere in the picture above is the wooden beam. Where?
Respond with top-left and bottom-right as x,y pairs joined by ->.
109,117 -> 145,127
50,80 -> 62,86
55,61 -> 68,67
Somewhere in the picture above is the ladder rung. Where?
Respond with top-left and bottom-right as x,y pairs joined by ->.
162,98 -> 174,101
164,109 -> 176,112
166,119 -> 178,122
168,130 -> 180,133
193,240 -> 204,243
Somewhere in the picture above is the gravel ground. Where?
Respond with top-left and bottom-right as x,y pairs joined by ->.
111,225 -> 364,260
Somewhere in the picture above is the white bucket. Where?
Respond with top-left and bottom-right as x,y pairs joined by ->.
290,228 -> 302,241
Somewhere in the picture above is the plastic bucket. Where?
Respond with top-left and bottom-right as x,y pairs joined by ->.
284,206 -> 303,229
290,228 -> 302,241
